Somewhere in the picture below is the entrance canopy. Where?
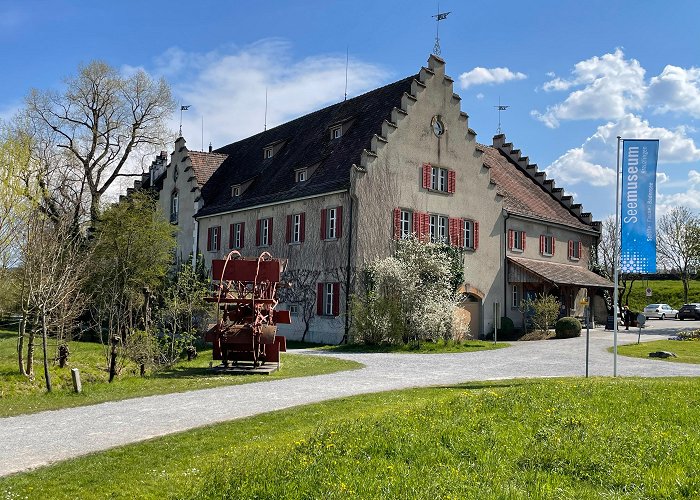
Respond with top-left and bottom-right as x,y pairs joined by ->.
508,256 -> 614,289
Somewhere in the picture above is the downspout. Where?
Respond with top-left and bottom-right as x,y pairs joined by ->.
342,195 -> 354,344
192,213 -> 200,269
503,209 -> 510,330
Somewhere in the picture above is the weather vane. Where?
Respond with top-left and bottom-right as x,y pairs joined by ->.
179,105 -> 190,137
432,4 -> 451,56
494,97 -> 509,135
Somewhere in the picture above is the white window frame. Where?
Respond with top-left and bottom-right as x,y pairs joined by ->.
232,185 -> 240,197
513,231 -> 524,252
170,190 -> 179,223
289,304 -> 300,316
400,210 -> 412,239
512,284 -> 521,309
326,208 -> 337,240
543,235 -> 554,256
331,126 -> 342,139
431,166 -> 448,192
324,282 -> 334,316
210,226 -> 220,252
264,147 -> 273,159
295,170 -> 306,182
233,222 -> 243,248
429,214 -> 448,243
292,214 -> 302,243
463,219 -> 474,249
261,218 -> 270,246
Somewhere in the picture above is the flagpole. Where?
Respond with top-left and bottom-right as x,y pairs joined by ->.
613,136 -> 622,377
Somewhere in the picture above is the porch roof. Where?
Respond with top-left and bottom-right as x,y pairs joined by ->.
508,256 -> 614,289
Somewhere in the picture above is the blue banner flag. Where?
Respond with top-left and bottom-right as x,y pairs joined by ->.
620,139 -> 659,274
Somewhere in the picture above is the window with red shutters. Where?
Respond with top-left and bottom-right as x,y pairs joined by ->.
422,163 -> 431,189
287,213 -> 303,244
447,170 -> 456,193
208,226 -> 221,251
568,240 -> 582,260
541,235 -> 554,256
509,230 -> 525,252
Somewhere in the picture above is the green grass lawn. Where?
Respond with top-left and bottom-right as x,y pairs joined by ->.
623,279 -> 700,312
308,339 -> 508,354
0,329 -> 362,418
2,378 -> 700,499
616,339 -> 700,364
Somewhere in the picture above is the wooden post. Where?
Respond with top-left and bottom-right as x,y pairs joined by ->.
71,368 -> 82,393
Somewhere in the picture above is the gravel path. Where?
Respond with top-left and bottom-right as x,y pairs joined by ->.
2,327 -> 699,477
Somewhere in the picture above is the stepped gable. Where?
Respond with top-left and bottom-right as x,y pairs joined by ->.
188,151 -> 228,187
197,75 -> 417,217
478,135 -> 595,232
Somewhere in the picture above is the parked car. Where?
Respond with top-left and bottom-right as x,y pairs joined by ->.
678,303 -> 700,320
643,303 -> 678,320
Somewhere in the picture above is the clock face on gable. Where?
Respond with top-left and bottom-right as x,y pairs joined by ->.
431,115 -> 445,137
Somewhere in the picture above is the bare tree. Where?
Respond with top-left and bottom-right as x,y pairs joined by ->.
594,215 -> 639,309
657,206 -> 700,303
19,211 -> 88,390
278,268 -> 322,342
22,61 -> 175,226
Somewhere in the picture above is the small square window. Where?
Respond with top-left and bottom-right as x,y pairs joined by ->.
232,185 -> 240,197
289,304 -> 299,316
264,147 -> 273,159
331,126 -> 342,139
295,170 -> 306,182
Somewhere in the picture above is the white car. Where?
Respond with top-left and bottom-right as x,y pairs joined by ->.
643,303 -> 679,320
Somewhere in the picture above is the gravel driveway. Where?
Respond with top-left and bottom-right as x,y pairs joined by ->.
1,327 -> 699,477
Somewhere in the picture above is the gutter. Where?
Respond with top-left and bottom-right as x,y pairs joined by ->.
503,209 -> 509,335
507,211 -> 600,236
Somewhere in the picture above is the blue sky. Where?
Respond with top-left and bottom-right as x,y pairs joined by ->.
2,0 -> 699,220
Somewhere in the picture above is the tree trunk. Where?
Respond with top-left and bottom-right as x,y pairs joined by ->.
683,276 -> 690,304
41,311 -> 52,393
301,319 -> 310,342
26,321 -> 36,380
108,334 -> 119,383
17,317 -> 27,376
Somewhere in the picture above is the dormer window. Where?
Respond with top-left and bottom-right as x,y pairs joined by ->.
264,147 -> 273,159
295,169 -> 307,183
232,185 -> 241,197
331,126 -> 342,140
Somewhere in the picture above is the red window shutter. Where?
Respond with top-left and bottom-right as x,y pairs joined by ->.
568,240 -> 573,258
207,227 -> 212,251
300,213 -> 306,242
422,163 -> 431,189
332,282 -> 340,316
522,232 -> 526,251
578,241 -> 582,258
459,218 -> 465,247
551,237 -> 555,255
286,215 -> 292,243
229,224 -> 235,249
508,229 -> 513,250
393,208 -> 401,239
217,226 -> 222,250
256,219 -> 261,246
448,218 -> 458,246
268,218 -> 273,245
412,211 -> 421,236
448,170 -> 456,193
336,206 -> 343,238
540,235 -> 544,255
320,209 -> 327,240
240,222 -> 245,248
316,283 -> 324,316
474,221 -> 479,250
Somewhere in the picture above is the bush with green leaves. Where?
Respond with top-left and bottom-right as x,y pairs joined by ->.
351,236 -> 467,345
497,316 -> 516,340
519,293 -> 561,334
555,317 -> 582,339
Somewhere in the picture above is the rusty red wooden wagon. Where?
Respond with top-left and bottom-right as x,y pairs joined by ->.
204,251 -> 290,370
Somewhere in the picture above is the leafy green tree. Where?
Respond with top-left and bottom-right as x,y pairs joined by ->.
89,191 -> 175,381
519,293 -> 561,335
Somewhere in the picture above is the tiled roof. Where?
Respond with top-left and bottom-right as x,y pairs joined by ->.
479,145 -> 592,231
509,256 -> 614,288
188,151 -> 228,187
197,75 -> 417,217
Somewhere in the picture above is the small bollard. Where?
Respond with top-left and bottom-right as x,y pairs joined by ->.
71,368 -> 82,393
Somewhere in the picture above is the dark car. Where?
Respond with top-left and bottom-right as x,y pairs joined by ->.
678,303 -> 700,320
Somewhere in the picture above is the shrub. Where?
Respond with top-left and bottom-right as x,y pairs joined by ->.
555,317 -> 582,339
497,316 -> 516,340
519,293 -> 560,334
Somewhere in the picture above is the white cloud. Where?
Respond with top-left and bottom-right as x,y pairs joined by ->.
648,65 -> 700,118
545,114 -> 700,187
688,170 -> 700,185
533,49 -> 646,128
158,40 -> 389,148
656,172 -> 669,184
476,93 -> 484,100
458,67 -> 526,89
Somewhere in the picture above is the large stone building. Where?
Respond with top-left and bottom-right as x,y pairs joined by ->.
137,54 -> 612,343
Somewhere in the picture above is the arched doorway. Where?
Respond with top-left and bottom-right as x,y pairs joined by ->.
456,284 -> 485,339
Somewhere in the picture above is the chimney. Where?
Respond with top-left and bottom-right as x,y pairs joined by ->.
208,142 -> 213,153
